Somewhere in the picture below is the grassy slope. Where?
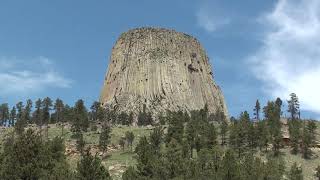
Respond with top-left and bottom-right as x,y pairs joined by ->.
0,122 -> 319,180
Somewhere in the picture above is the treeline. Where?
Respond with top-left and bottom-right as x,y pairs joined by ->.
122,93 -> 320,180
0,93 -> 320,180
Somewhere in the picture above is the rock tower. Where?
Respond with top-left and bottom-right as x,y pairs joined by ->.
100,27 -> 228,119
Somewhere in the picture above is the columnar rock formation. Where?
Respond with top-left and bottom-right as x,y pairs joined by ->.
100,27 -> 228,119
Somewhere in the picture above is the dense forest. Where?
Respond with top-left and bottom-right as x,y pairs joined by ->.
0,93 -> 319,180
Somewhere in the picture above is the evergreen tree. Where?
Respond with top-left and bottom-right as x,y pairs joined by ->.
229,112 -> 250,158
90,101 -> 105,123
24,99 -> 32,124
33,98 -> 42,129
166,111 -> 184,145
125,131 -> 135,151
9,107 -> 16,127
72,99 -> 89,133
149,126 -> 163,154
42,97 -> 53,139
289,162 -> 303,180
135,136 -> 154,178
0,129 -> 72,179
289,119 -> 302,154
164,139 -> 184,179
275,97 -> 283,116
253,99 -> 261,121
301,121 -> 317,158
99,125 -> 111,155
0,103 -> 9,126
220,119 -> 229,146
219,150 -> 239,179
53,98 -> 65,136
264,101 -> 282,156
76,133 -> 86,154
76,149 -> 111,180
263,156 -> 286,180
257,120 -> 269,151
15,102 -> 25,134
288,93 -> 300,120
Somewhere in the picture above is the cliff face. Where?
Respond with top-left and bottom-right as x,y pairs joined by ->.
100,27 -> 228,119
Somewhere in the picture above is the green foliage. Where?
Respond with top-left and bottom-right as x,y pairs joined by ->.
99,125 -> 111,154
76,149 -> 111,180
264,101 -> 282,155
0,129 -> 72,179
166,111 -> 185,145
289,162 -> 303,180
118,111 -> 129,125
76,133 -> 86,154
254,99 -> 261,120
288,93 -> 300,120
125,131 -> 135,151
289,119 -> 302,154
71,99 -> 89,133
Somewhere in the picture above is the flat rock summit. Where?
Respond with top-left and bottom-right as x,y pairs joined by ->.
100,27 -> 228,119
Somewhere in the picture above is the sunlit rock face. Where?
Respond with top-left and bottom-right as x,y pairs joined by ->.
100,27 -> 228,120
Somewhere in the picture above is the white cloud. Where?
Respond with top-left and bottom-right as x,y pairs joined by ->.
249,0 -> 320,114
0,57 -> 72,95
196,6 -> 230,33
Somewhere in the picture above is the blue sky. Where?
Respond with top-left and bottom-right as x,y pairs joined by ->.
0,0 -> 319,119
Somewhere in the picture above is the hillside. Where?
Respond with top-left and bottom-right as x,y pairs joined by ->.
1,121 -> 319,179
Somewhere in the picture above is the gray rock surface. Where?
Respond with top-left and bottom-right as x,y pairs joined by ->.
100,27 -> 228,120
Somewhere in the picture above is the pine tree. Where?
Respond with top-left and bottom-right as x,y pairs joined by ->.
72,99 -> 89,133
264,101 -> 282,156
257,120 -> 269,151
90,101 -> 105,122
24,99 -> 32,124
76,133 -> 86,154
99,125 -> 111,155
289,162 -> 303,180
220,119 -> 229,146
53,98 -> 65,136
301,121 -> 317,159
0,129 -> 72,179
125,131 -> 135,152
288,93 -> 300,120
0,103 -> 9,126
15,102 -> 25,134
219,150 -> 239,179
149,126 -> 163,154
42,97 -> 53,139
33,99 -> 42,129
166,111 -> 184,145
76,149 -> 111,180
9,107 -> 16,127
289,119 -> 301,154
164,139 -> 184,179
253,99 -> 261,121
135,136 -> 154,178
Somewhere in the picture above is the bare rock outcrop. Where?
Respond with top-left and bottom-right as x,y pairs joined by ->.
100,27 -> 228,120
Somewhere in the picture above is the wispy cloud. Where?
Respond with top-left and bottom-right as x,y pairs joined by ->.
196,5 -> 230,33
0,57 -> 72,95
248,0 -> 320,114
